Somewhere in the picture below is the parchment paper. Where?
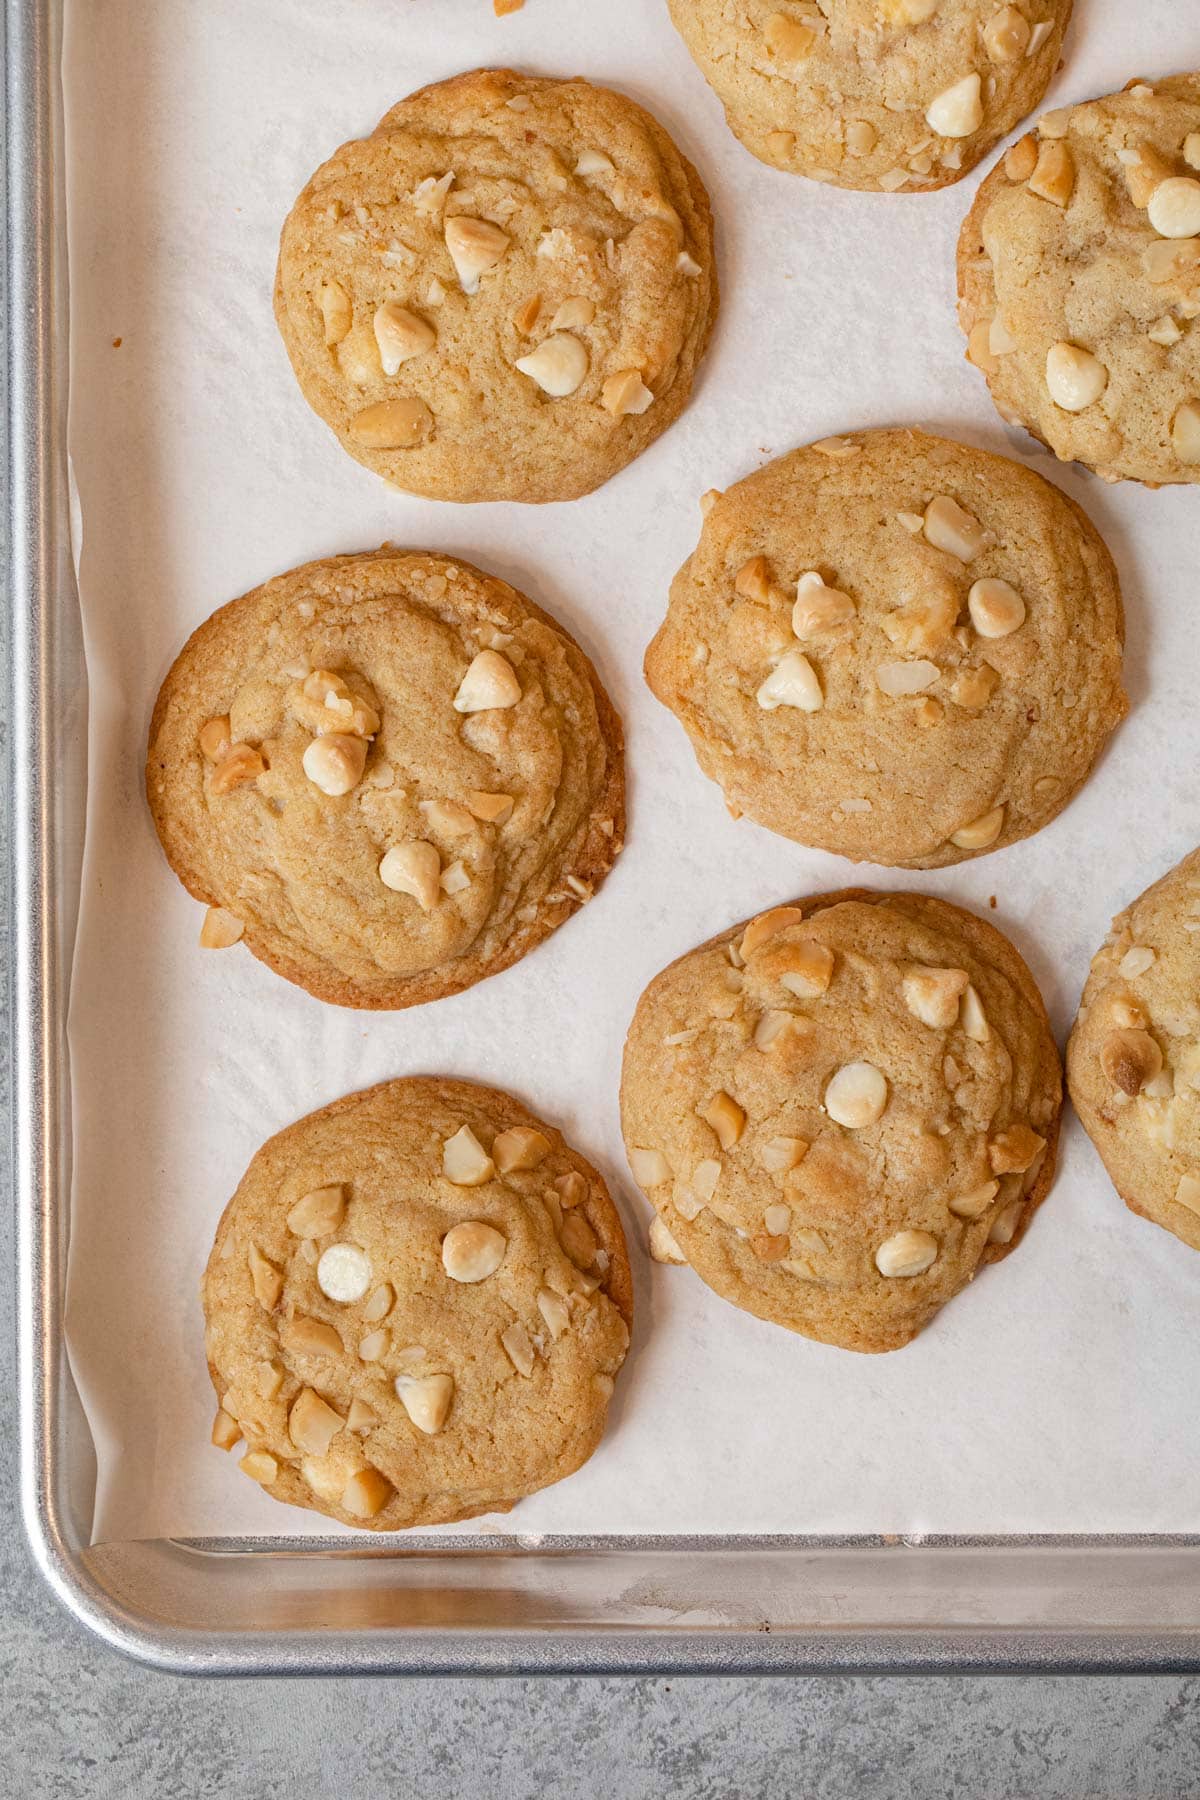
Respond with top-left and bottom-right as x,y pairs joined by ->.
63,0 -> 1200,1545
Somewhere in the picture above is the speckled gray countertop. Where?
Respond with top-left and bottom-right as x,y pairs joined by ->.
2,82 -> 1198,1800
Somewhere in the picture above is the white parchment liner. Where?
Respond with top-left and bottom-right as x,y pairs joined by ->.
63,0 -> 1200,1543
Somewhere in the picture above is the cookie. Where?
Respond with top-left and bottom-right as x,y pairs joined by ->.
958,74 -> 1200,485
621,890 -> 1062,1353
645,428 -> 1126,869
274,68 -> 717,503
146,549 -> 624,1008
1068,849 -> 1200,1253
203,1077 -> 633,1531
667,1 -> 1072,192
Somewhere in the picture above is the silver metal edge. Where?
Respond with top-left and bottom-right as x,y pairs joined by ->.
8,0 -> 1200,1678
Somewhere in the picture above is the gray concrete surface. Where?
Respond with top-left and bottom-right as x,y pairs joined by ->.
3,80 -> 1197,1800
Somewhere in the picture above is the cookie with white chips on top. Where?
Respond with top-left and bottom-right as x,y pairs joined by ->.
203,1077 -> 632,1530
622,890 -> 1062,1353
275,68 -> 717,502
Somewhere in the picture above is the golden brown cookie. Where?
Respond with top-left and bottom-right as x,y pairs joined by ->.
203,1077 -> 632,1531
1068,849 -> 1200,1253
958,74 -> 1200,485
645,429 -> 1126,869
274,68 -> 717,503
667,1 -> 1072,191
147,549 -> 624,1008
621,890 -> 1062,1352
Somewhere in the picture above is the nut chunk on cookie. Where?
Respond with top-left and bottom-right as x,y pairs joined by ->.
645,429 -> 1126,869
203,1077 -> 632,1530
621,890 -> 1062,1352
958,73 -> 1200,485
274,69 -> 717,502
146,549 -> 624,1008
666,0 -> 1073,191
1069,847 -> 1200,1254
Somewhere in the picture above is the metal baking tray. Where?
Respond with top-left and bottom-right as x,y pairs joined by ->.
10,0 -> 1200,1675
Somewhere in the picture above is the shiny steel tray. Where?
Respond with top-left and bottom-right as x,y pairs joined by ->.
10,0 -> 1200,1674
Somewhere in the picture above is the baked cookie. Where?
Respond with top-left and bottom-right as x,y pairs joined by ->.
203,1077 -> 632,1531
645,429 -> 1126,869
958,74 -> 1200,485
147,549 -> 624,1008
1068,849 -> 1200,1253
667,1 -> 1072,192
622,890 -> 1062,1352
275,68 -> 717,503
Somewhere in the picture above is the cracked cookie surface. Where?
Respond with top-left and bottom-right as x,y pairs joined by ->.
147,549 -> 624,1008
645,428 -> 1126,869
275,67 -> 717,502
667,0 -> 1072,191
621,890 -> 1062,1352
203,1077 -> 632,1530
1069,848 -> 1200,1254
958,73 -> 1200,484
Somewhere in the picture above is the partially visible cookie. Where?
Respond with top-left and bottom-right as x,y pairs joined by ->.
275,68 -> 717,503
958,73 -> 1200,485
1068,849 -> 1200,1253
645,429 -> 1126,869
621,890 -> 1062,1353
203,1077 -> 632,1531
667,1 -> 1072,191
147,549 -> 624,1008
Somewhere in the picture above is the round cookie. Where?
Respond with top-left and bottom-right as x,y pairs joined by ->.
645,428 -> 1126,869
667,0 -> 1073,192
621,890 -> 1062,1352
958,74 -> 1200,485
203,1077 -> 632,1531
275,68 -> 717,504
1068,848 -> 1200,1253
147,549 -> 624,1008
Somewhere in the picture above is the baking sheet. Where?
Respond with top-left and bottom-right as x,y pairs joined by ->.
62,0 -> 1200,1546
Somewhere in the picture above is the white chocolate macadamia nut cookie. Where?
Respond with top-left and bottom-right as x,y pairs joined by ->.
275,68 -> 717,502
645,430 -> 1126,869
958,73 -> 1200,485
621,890 -> 1062,1352
203,1078 -> 632,1530
1068,848 -> 1200,1254
146,550 -> 624,1008
666,0 -> 1073,191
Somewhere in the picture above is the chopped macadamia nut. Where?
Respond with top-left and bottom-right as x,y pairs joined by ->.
395,1372 -> 455,1433
379,841 -> 442,910
453,649 -> 521,712
492,1127 -> 552,1173
287,1184 -> 346,1238
875,1230 -> 938,1277
442,1125 -> 496,1187
444,216 -> 509,292
199,906 -> 244,949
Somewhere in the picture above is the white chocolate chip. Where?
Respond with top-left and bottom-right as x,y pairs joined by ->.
950,807 -> 1005,851
903,966 -> 969,1029
923,495 -> 987,561
373,303 -> 435,373
925,73 -> 983,140
630,1146 -> 672,1187
316,1243 -> 371,1304
395,1372 -> 454,1434
444,216 -> 509,292
825,1062 -> 888,1129
302,733 -> 368,796
453,649 -> 521,712
1148,177 -> 1200,240
757,651 -> 823,712
968,578 -> 1026,638
1172,400 -> 1200,464
441,1126 -> 496,1187
515,332 -> 589,397
875,1230 -> 938,1277
379,841 -> 441,910
601,369 -> 654,416
1045,342 -> 1107,411
949,1179 -> 1000,1220
442,1219 -> 506,1282
792,571 -> 856,635
876,659 -> 939,697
